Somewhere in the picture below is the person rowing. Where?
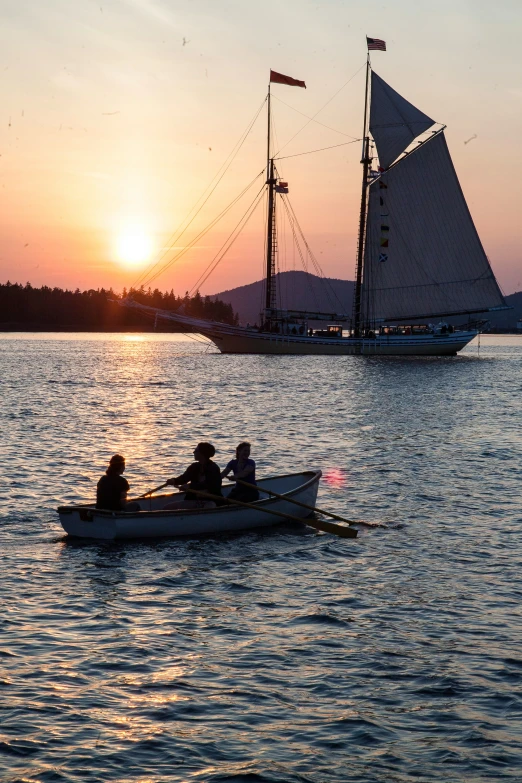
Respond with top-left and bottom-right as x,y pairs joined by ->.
221,441 -> 259,502
96,454 -> 140,511
163,442 -> 222,509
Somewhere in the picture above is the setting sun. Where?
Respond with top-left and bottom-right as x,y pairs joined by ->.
116,228 -> 153,269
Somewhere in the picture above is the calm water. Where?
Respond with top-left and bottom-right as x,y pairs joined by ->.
1,333 -> 521,783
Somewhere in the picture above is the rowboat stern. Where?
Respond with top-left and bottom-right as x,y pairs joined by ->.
57,505 -> 118,539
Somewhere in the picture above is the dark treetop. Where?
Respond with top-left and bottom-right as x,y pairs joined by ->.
0,282 -> 238,331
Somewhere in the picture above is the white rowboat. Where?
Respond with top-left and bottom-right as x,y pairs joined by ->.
57,470 -> 321,540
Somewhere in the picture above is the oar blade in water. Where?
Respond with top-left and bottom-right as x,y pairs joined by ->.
308,516 -> 358,538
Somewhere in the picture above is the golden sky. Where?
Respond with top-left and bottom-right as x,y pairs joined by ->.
1,0 -> 521,295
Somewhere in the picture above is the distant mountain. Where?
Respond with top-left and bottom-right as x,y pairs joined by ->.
212,272 -> 522,330
212,271 -> 354,325
493,290 -> 522,330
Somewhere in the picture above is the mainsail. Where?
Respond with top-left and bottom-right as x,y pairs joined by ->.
369,71 -> 435,170
362,130 -> 507,323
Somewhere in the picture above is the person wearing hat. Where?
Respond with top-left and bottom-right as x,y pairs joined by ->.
96,454 -> 140,511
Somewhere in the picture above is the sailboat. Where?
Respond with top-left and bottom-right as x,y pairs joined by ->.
124,47 -> 509,356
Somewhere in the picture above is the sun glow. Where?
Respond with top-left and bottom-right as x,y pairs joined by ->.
116,227 -> 153,269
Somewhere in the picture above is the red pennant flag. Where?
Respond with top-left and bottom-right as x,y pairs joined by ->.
270,70 -> 306,89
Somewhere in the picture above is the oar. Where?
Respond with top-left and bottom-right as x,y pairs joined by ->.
232,478 -> 360,528
184,488 -> 357,539
135,482 -> 169,500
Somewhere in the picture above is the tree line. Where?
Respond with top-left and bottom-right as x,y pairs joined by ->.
0,282 -> 238,331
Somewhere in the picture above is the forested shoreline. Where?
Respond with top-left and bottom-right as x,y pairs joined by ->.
0,282 -> 238,331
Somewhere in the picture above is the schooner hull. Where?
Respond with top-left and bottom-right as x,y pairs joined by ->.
120,301 -> 478,356
203,329 -> 477,356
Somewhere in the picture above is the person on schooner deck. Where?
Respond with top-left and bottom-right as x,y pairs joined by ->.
164,442 -> 222,509
96,454 -> 140,511
222,442 -> 259,502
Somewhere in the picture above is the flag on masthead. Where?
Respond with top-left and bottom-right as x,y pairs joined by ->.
269,70 -> 306,88
367,36 -> 386,51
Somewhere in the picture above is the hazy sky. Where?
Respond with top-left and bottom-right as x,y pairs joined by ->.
1,0 -> 521,295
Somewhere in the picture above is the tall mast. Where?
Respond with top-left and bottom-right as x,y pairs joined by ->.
265,86 -> 277,313
353,53 -> 371,334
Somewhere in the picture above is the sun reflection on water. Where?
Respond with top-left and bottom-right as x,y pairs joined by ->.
2,335 -> 522,782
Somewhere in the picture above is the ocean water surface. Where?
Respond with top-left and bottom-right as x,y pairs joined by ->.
1,333 -> 521,783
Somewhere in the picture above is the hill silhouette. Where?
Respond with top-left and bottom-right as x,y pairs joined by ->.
212,271 -> 354,325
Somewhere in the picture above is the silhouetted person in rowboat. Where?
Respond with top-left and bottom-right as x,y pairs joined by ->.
222,441 -> 259,502
164,442 -> 222,509
96,454 -> 140,511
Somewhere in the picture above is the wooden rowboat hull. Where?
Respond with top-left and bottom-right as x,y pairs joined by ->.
57,470 -> 321,540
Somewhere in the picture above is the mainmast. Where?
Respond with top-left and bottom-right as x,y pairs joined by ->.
265,86 -> 277,313
353,54 -> 371,335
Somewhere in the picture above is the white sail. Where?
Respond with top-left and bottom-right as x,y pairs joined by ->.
362,131 -> 507,323
370,71 -> 435,170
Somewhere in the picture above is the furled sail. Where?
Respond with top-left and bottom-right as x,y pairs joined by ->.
370,71 -> 435,170
362,131 -> 507,323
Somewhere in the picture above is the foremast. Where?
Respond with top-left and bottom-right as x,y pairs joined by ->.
353,54 -> 371,335
265,86 -> 277,314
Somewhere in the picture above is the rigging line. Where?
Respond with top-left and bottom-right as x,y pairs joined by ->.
140,169 -> 265,289
275,60 -> 367,156
184,334 -> 211,347
273,163 -> 285,311
284,197 -> 323,276
273,170 -> 285,312
134,121 -> 266,294
132,307 -> 211,345
133,97 -> 266,289
185,332 -> 213,346
276,139 -> 360,160
191,185 -> 266,294
189,184 -> 265,294
280,192 -> 288,309
173,326 -> 211,346
272,122 -> 284,181
132,96 -> 266,289
283,196 -> 347,313
280,198 -> 307,272
167,328 -> 212,346
272,94 -> 358,139
279,197 -> 320,310
283,201 -> 323,313
290,204 -> 346,314
261,188 -> 268,317
140,173 -> 262,290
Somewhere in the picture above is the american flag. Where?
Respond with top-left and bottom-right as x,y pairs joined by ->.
367,37 -> 386,51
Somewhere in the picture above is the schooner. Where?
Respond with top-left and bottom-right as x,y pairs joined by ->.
124,41 -> 508,355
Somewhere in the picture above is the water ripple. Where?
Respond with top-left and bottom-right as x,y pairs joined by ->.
1,334 -> 522,782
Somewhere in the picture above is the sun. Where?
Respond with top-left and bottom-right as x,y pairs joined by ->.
116,228 -> 153,269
